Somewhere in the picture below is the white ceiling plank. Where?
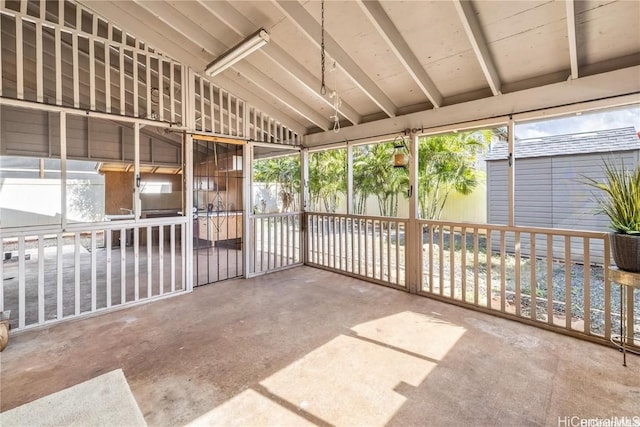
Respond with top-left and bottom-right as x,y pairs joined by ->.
82,2 -> 207,68
275,0 -> 398,118
134,0 -> 330,129
357,0 -> 443,108
136,0 -> 332,130
134,0 -> 221,56
196,0 -> 361,125
264,45 -> 361,125
192,0 -> 250,39
231,64 -> 333,130
305,66 -> 640,146
453,0 -> 502,96
565,0 -> 579,79
81,0 -> 314,133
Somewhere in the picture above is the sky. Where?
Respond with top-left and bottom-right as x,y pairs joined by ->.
515,105 -> 640,139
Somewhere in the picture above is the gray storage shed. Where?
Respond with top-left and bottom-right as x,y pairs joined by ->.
486,127 -> 640,264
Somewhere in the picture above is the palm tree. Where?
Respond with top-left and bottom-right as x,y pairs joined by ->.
309,149 -> 347,212
352,145 -> 374,214
354,142 -> 408,217
253,155 -> 300,212
417,131 -> 488,219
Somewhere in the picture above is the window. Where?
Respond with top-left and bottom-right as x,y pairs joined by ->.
419,128 -> 496,222
141,181 -> 172,194
252,147 -> 300,214
0,156 -> 62,228
66,159 -> 105,223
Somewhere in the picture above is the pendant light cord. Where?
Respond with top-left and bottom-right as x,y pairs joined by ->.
320,0 -> 326,96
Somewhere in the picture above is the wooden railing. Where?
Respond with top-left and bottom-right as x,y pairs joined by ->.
305,213 -> 406,289
303,213 -> 638,348
249,212 -> 303,275
418,220 -> 638,347
0,217 -> 188,331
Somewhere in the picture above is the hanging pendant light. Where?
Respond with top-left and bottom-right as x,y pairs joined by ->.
393,135 -> 409,168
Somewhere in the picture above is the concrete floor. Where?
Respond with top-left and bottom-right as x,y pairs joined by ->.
1,266 -> 639,426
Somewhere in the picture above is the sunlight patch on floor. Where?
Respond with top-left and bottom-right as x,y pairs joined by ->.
260,334 -> 436,426
351,311 -> 466,360
185,389 -> 314,427
186,311 -> 466,426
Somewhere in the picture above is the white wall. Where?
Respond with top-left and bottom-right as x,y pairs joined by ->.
440,183 -> 487,223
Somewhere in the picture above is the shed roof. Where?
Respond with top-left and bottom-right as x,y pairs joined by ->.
485,127 -> 640,161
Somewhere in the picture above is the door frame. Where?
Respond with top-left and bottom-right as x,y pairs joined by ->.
191,135 -> 247,286
246,142 -> 302,277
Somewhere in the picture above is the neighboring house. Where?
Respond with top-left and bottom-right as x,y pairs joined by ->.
486,127 -> 640,264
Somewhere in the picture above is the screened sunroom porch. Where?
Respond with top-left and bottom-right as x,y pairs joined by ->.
1,0 -> 640,424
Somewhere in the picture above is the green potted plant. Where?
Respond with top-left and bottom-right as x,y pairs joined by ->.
584,159 -> 640,272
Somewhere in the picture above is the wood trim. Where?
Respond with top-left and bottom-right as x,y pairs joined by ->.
192,134 -> 246,145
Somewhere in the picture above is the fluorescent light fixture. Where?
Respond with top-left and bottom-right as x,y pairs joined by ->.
205,28 -> 270,77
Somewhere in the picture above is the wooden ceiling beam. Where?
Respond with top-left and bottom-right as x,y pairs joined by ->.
198,0 -> 362,125
275,0 -> 398,118
453,0 -> 502,96
305,67 -> 640,147
357,0 -> 443,108
565,0 -> 579,79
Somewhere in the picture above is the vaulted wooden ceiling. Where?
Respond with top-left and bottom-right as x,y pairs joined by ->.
81,1 -> 640,146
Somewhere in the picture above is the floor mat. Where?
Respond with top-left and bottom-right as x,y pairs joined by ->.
0,369 -> 146,427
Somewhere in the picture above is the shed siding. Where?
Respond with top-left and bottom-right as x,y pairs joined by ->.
515,158 -> 552,228
550,152 -> 637,263
487,161 -> 508,225
487,158 -> 554,227
551,153 -> 636,231
488,151 -> 639,264
1,106 -> 180,165
1,107 -> 50,156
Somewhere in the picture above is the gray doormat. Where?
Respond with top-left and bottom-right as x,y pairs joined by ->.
0,369 -> 146,427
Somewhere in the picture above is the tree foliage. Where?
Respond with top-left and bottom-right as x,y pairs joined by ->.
251,130 -> 489,218
253,155 -> 300,212
309,149 -> 347,212
68,179 -> 105,222
353,143 -> 407,216
417,131 -> 489,219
